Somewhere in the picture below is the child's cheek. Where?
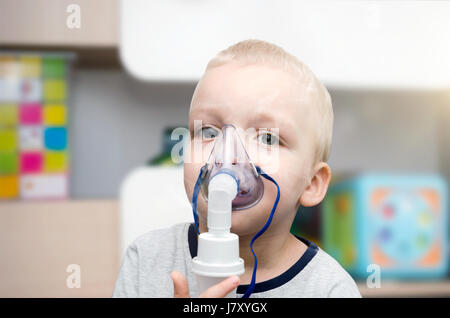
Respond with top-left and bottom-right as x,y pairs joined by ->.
249,145 -> 285,176
277,155 -> 311,201
183,161 -> 202,201
183,163 -> 194,203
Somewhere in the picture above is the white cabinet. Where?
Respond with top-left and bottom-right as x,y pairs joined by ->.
120,0 -> 450,88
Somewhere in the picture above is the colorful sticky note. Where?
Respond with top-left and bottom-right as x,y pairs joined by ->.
20,56 -> 41,78
44,127 -> 67,151
0,152 -> 18,174
43,104 -> 66,126
44,151 -> 67,172
0,175 -> 19,199
0,104 -> 18,126
0,78 -> 21,102
20,78 -> 42,102
19,126 -> 43,150
20,174 -> 68,199
43,79 -> 66,101
20,152 -> 43,173
43,57 -> 66,78
0,129 -> 17,152
0,56 -> 20,77
1,54 -> 70,200
19,103 -> 42,125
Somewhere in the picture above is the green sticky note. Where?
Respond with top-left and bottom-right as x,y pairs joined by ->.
43,57 -> 65,78
0,152 -> 18,174
0,129 -> 17,152
0,104 -> 18,126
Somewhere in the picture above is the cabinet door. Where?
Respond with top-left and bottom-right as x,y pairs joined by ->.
0,200 -> 119,297
0,0 -> 117,46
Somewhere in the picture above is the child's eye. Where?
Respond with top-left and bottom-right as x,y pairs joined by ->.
257,132 -> 279,146
201,126 -> 219,140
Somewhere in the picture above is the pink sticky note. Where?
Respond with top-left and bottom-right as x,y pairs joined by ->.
20,152 -> 43,173
19,103 -> 42,125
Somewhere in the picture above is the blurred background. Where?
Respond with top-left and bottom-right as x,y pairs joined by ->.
0,0 -> 449,297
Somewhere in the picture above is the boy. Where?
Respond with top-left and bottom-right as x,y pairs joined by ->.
113,39 -> 361,298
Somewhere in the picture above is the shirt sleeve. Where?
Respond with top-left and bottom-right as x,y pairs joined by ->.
327,276 -> 362,298
112,242 -> 140,298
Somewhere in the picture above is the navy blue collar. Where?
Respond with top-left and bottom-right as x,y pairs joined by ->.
188,223 -> 318,294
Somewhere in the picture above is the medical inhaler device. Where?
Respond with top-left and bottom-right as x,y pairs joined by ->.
191,124 -> 280,298
191,170 -> 245,298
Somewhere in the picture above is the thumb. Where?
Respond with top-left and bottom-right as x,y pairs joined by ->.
171,271 -> 190,298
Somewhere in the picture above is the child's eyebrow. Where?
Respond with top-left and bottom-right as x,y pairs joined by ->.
248,111 -> 296,133
190,104 -> 297,134
188,107 -> 224,132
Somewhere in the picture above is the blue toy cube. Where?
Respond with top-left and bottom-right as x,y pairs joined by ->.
322,174 -> 448,279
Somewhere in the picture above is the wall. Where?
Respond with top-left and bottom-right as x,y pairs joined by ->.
69,70 -> 194,198
330,90 -> 443,174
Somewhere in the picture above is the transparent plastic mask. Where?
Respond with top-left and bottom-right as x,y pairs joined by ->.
200,124 -> 264,211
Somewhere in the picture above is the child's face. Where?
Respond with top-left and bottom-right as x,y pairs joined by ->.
184,61 -> 322,236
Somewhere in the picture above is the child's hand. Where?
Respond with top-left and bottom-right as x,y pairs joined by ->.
171,271 -> 240,298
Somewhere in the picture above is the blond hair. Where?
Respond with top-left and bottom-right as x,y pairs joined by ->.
205,39 -> 333,162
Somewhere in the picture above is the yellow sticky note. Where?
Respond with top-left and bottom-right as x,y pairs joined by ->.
45,151 -> 67,172
0,129 -> 17,152
44,104 -> 66,126
44,80 -> 66,101
20,56 -> 41,78
0,104 -> 18,126
0,175 -> 19,199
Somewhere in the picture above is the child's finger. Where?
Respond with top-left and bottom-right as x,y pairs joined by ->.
171,271 -> 190,298
199,275 -> 240,298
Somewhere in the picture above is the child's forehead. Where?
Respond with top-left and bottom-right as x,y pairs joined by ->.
190,69 -> 316,129
193,62 -> 316,109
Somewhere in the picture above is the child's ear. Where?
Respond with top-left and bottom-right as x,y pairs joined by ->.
299,162 -> 331,207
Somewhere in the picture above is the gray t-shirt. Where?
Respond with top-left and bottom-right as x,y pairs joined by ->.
112,222 -> 361,298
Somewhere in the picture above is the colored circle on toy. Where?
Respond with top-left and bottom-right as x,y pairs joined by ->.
373,191 -> 434,264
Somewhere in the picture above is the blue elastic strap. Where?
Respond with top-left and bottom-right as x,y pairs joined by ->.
241,166 -> 280,298
192,167 -> 205,235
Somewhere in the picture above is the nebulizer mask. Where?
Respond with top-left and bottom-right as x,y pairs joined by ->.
191,124 -> 280,298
